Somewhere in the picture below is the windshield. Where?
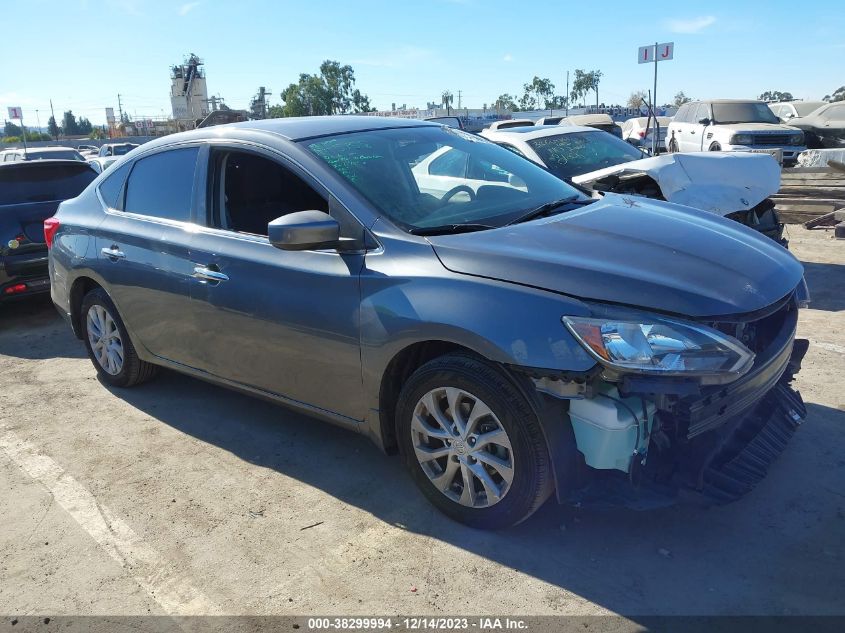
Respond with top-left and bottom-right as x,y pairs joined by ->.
304,126 -> 587,231
712,103 -> 779,124
0,163 -> 96,205
794,102 -> 825,116
526,131 -> 644,180
25,150 -> 83,161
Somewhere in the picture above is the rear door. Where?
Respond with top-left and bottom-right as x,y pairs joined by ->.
188,143 -> 366,420
93,145 -> 201,365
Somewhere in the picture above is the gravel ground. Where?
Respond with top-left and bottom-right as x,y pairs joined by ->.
1,225 -> 843,619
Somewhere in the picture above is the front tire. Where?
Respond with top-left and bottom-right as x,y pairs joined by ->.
396,353 -> 553,529
81,288 -> 158,387
667,138 -> 679,153
709,142 -> 722,151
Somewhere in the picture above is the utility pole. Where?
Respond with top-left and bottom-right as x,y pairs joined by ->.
117,94 -> 124,124
35,109 -> 42,132
50,99 -> 57,140
457,90 -> 462,110
565,71 -> 569,116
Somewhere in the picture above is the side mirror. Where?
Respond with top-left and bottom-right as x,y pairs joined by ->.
698,117 -> 711,125
268,210 -> 340,251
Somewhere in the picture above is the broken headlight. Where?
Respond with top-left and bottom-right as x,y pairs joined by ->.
562,315 -> 755,381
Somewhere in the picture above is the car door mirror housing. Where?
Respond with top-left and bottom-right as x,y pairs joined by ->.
698,117 -> 711,125
268,210 -> 341,251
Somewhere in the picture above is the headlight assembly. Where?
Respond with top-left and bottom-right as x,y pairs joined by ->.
730,133 -> 754,145
790,133 -> 805,145
562,315 -> 755,382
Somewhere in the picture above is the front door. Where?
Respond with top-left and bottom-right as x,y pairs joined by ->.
188,146 -> 365,420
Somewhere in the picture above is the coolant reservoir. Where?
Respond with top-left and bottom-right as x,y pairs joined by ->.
568,387 -> 654,472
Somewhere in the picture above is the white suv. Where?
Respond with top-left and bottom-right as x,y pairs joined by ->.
667,99 -> 805,166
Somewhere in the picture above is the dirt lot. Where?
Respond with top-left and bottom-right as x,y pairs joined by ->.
1,225 -> 843,619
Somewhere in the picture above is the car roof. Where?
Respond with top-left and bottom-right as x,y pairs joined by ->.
483,125 -> 600,140
23,146 -> 80,152
224,116 -> 437,140
691,99 -> 766,105
128,116 -> 441,154
0,159 -> 94,170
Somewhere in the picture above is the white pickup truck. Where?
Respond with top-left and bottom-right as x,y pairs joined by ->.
667,99 -> 805,166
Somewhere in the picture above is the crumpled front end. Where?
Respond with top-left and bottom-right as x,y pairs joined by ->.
533,290 -> 808,508
571,152 -> 787,245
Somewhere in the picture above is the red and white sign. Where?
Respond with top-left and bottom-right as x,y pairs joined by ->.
7,106 -> 23,119
638,42 -> 674,64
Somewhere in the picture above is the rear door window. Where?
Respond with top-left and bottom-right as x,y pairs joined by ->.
123,147 -> 198,222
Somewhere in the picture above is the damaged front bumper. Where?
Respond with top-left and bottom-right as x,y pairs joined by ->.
541,297 -> 809,509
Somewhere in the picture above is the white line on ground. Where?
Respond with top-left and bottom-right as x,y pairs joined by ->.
0,426 -> 221,616
808,339 -> 845,355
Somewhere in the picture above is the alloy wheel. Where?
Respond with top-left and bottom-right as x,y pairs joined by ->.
411,387 -> 514,508
86,304 -> 124,375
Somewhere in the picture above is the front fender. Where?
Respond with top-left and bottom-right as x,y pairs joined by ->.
359,242 -> 597,413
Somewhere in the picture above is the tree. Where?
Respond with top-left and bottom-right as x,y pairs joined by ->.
77,117 -> 93,135
351,89 -> 374,113
4,121 -> 21,137
823,86 -> 845,102
48,115 -> 60,140
570,69 -> 602,108
627,90 -> 647,109
441,90 -> 454,114
549,95 -> 568,109
522,76 -> 555,111
89,127 -> 106,140
273,60 -> 375,117
673,91 -> 692,107
494,93 -> 518,111
758,90 -> 793,103
62,110 -> 80,136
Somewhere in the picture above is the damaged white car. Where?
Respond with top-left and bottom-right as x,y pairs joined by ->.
480,124 -> 786,245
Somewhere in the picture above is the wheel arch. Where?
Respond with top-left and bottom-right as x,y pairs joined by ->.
69,275 -> 105,339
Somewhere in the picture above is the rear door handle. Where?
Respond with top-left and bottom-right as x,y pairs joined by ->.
101,246 -> 126,259
193,266 -> 229,283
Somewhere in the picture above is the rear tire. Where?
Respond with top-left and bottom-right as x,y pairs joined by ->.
709,142 -> 722,151
396,353 -> 553,529
80,288 -> 158,388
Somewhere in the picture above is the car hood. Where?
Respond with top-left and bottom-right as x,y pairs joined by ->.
715,122 -> 801,133
428,194 -> 803,318
571,152 -> 781,216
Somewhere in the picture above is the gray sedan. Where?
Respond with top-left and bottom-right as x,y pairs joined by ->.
47,117 -> 808,528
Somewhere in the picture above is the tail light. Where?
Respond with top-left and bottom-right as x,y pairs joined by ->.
638,130 -> 646,138
44,217 -> 60,249
3,283 -> 27,295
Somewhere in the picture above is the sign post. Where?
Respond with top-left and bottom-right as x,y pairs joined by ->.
638,42 -> 674,154
7,106 -> 27,153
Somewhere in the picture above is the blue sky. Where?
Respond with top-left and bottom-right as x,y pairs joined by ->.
2,0 -> 843,126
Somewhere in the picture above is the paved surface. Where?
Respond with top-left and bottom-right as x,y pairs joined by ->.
1,226 -> 843,618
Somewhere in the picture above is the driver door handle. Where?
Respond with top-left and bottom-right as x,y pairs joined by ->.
193,266 -> 229,283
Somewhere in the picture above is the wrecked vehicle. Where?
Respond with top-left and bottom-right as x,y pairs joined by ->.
480,124 -> 786,245
560,113 -> 623,138
784,102 -> 845,150
49,117 -> 808,528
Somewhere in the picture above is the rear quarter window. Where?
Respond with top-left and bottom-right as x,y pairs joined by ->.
97,161 -> 132,209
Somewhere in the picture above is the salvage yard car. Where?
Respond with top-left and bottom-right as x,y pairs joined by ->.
48,117 -> 808,528
781,102 -> 845,150
621,116 -> 672,152
1,160 -> 97,301
1,146 -> 86,162
480,124 -> 786,244
667,99 -> 805,166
